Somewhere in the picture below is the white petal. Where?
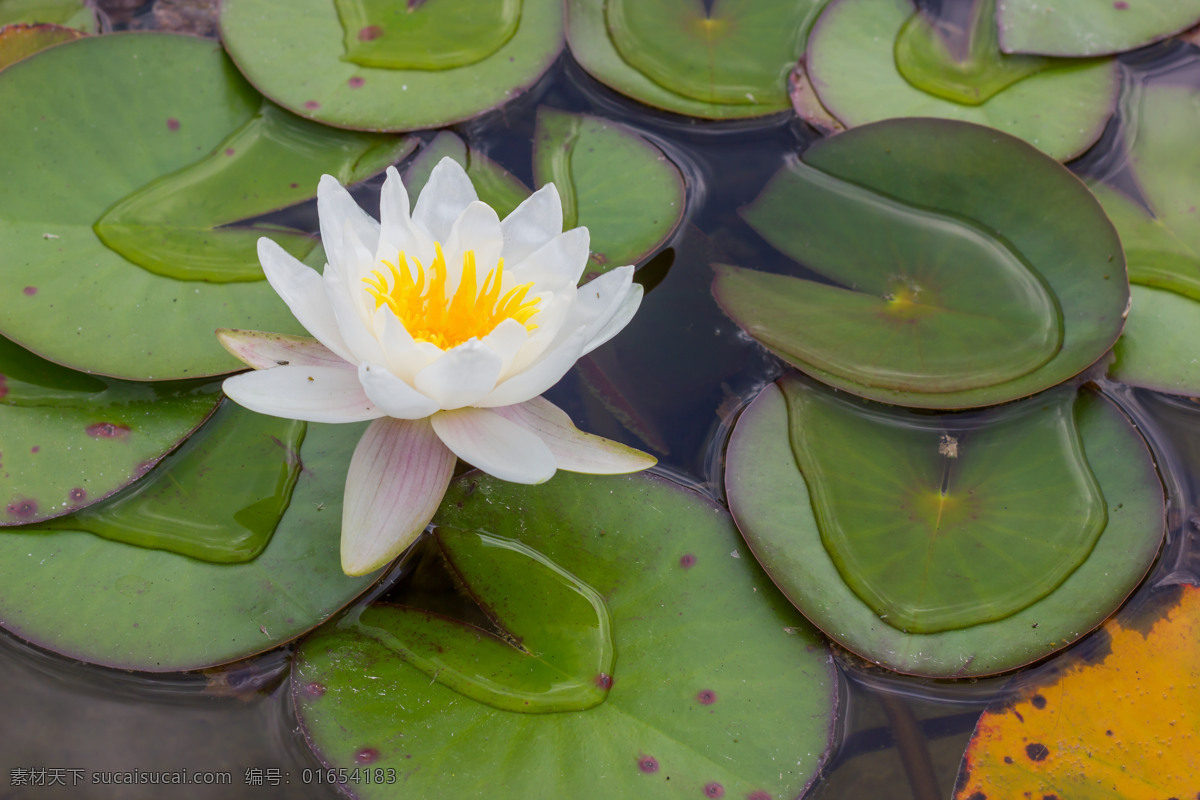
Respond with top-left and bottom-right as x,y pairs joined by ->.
358,362 -> 441,419
430,407 -> 556,484
222,364 -> 382,423
582,281 -> 643,355
324,225 -> 387,364
442,201 -> 503,296
476,327 -> 588,407
413,339 -> 504,409
340,417 -> 455,576
502,289 -> 575,378
570,266 -> 638,351
479,318 -> 528,376
216,329 -> 348,370
507,227 -> 590,291
412,157 -> 478,243
377,310 -> 442,382
500,182 -> 564,264
318,174 -> 380,275
257,238 -> 356,363
376,166 -> 435,270
495,397 -> 657,474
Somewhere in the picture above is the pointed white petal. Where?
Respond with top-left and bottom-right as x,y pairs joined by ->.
413,339 -> 503,409
500,182 -> 564,264
442,201 -> 503,295
257,238 -> 356,363
413,157 -> 478,243
340,417 -> 455,576
495,397 -> 657,474
376,166 -> 435,270
502,290 -> 575,378
430,407 -> 556,484
479,318 -> 528,376
323,225 -> 387,364
358,362 -> 441,419
222,364 -> 381,423
377,310 -> 442,382
317,174 -> 380,274
569,266 -> 639,353
582,281 -> 643,355
476,327 -> 588,407
507,227 -> 590,291
216,329 -> 348,370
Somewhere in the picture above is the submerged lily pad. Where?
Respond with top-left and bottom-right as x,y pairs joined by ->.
0,0 -> 96,31
294,471 -> 838,799
219,0 -> 563,131
533,108 -> 685,277
997,0 -> 1200,56
0,33 -> 412,380
0,417 -> 380,670
0,335 -> 221,525
565,0 -> 823,119
803,0 -> 1118,160
717,118 -> 1126,409
726,377 -> 1164,677
1093,85 -> 1200,394
0,22 -> 84,70
333,0 -> 521,70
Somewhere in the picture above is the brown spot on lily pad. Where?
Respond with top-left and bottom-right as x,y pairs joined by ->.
302,681 -> 326,698
166,117 -> 180,131
1025,742 -> 1049,761
705,783 -> 725,798
637,755 -> 659,773
595,673 -> 613,689
696,689 -> 717,705
1031,694 -> 1047,709
680,553 -> 696,568
6,499 -> 37,517
23,286 -> 37,296
304,101 -> 320,110
69,487 -> 87,503
87,422 -> 131,439
1112,1 -> 1128,8
358,25 -> 383,40
355,747 -> 380,764
348,76 -> 365,89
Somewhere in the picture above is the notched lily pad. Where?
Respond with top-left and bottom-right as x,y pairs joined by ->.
997,0 -> 1200,56
0,335 -> 221,525
219,0 -> 563,131
718,118 -> 1126,409
0,33 -> 409,380
802,0 -> 1118,160
0,419 -> 381,670
533,107 -> 685,277
725,377 -> 1164,677
293,471 -> 838,799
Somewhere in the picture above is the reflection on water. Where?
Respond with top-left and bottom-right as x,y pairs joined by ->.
1,0 -> 1198,797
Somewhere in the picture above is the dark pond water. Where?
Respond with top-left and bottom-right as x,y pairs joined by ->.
1,1 -> 1198,798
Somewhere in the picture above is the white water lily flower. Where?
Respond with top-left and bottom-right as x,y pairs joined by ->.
218,158 -> 653,575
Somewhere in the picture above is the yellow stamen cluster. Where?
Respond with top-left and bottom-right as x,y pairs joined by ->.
363,243 -> 540,350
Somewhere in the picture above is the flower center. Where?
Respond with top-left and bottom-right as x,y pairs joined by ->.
362,243 -> 540,350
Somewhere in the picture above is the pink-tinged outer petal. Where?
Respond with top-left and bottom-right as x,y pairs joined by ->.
500,182 -> 564,264
318,174 -> 380,276
358,362 -> 441,419
216,329 -> 348,370
582,282 -> 643,355
412,157 -> 478,243
413,339 -> 504,409
341,417 -> 455,576
222,364 -> 382,423
258,238 -> 356,363
495,397 -> 657,474
475,327 -> 589,408
507,227 -> 590,291
431,407 -> 557,484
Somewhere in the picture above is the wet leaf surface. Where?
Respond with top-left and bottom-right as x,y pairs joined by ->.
0,0 -> 95,30
333,0 -> 521,70
0,22 -> 83,70
293,471 -> 838,799
997,0 -> 1200,56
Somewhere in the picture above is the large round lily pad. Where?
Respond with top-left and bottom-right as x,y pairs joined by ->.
219,0 -> 563,132
716,117 -> 1127,409
565,0 -> 821,119
997,0 -> 1200,56
802,0 -> 1118,160
293,471 -> 838,799
725,376 -> 1164,677
0,335 -> 221,525
0,414 -> 380,670
0,33 -> 412,380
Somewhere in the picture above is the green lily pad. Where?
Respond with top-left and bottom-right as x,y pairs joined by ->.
0,22 -> 84,70
333,0 -> 521,70
294,471 -> 838,799
402,131 -> 532,222
0,33 -> 413,380
603,0 -> 817,107
725,376 -> 1164,677
0,417 -> 380,670
0,335 -> 221,525
564,0 -> 813,119
1109,285 -> 1200,396
219,0 -> 563,132
95,101 -> 411,284
533,108 -> 685,277
352,526 -> 615,713
41,404 -> 305,564
997,0 -> 1200,56
718,118 -> 1127,409
0,0 -> 96,31
803,0 -> 1119,160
